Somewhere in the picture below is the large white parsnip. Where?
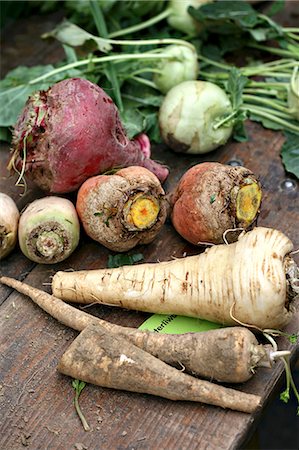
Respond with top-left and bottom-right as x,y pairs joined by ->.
52,227 -> 299,330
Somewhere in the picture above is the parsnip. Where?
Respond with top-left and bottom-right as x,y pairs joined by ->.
0,276 -> 272,383
58,323 -> 262,413
52,227 -> 299,330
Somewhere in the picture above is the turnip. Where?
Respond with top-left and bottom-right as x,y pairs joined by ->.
153,44 -> 199,94
8,78 -> 169,194
51,227 -> 299,330
109,1 -> 213,38
0,276 -> 277,384
18,196 -> 80,264
159,80 -> 234,154
170,162 -> 262,245
288,65 -> 299,120
0,193 -> 19,259
76,166 -> 167,252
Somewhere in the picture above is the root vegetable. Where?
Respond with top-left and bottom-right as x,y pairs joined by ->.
170,162 -> 262,245
153,44 -> 199,94
18,196 -> 80,264
76,166 -> 167,252
58,323 -> 261,413
159,80 -> 233,154
8,78 -> 169,194
0,276 -> 272,383
51,227 -> 299,330
0,193 -> 19,259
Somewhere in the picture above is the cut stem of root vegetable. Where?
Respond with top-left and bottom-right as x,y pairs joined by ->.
52,227 -> 299,330
169,162 -> 262,245
0,276 -> 274,383
0,193 -> 19,259
58,323 -> 261,413
76,166 -> 167,252
18,196 -> 80,264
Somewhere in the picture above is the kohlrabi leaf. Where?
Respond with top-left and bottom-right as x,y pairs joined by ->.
226,68 -> 249,110
42,20 -> 112,53
189,1 -> 259,29
0,127 -> 11,142
281,132 -> 299,179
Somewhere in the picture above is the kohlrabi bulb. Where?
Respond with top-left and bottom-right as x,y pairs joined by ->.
288,67 -> 299,120
167,0 -> 213,35
159,80 -> 233,154
153,44 -> 199,94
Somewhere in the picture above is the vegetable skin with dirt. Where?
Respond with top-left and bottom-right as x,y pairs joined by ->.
0,275 -> 273,384
0,193 -> 19,259
76,166 -> 167,252
58,323 -> 262,413
170,162 -> 262,245
52,227 -> 299,330
8,77 -> 169,193
18,196 -> 80,264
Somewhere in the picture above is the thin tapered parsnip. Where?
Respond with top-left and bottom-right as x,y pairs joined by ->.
52,227 -> 299,330
0,275 -> 271,383
58,323 -> 262,413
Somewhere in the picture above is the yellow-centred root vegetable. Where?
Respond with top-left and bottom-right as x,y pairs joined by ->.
52,227 -> 299,330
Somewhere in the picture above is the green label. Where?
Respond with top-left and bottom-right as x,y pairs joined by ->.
139,314 -> 222,334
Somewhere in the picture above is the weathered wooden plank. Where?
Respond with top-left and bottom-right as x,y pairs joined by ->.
1,3 -> 298,450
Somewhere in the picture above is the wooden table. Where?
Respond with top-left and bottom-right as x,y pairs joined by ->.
1,4 -> 298,450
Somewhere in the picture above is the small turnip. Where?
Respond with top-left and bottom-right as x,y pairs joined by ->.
9,78 -> 169,194
0,193 -> 19,260
169,162 -> 262,245
76,166 -> 167,252
153,44 -> 199,94
18,196 -> 80,264
167,0 -> 213,35
288,66 -> 299,120
159,80 -> 234,154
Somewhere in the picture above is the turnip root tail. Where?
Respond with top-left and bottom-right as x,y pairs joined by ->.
52,227 -> 298,330
0,276 -> 272,383
58,323 -> 262,413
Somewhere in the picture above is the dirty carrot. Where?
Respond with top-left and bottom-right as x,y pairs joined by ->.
51,227 -> 299,330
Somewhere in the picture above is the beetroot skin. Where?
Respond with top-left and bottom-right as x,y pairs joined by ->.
10,78 -> 169,193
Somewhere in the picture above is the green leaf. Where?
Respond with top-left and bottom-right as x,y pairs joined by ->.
248,112 -> 284,131
189,1 -> 259,29
0,64 -> 81,128
72,379 -> 86,395
281,132 -> 299,179
108,253 -> 144,268
0,127 -> 11,142
43,20 -> 112,53
226,68 -> 249,110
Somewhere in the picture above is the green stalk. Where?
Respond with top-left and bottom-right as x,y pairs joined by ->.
242,94 -> 291,114
109,8 -> 171,38
248,43 -> 298,58
107,36 -> 194,50
130,76 -> 159,90
89,0 -> 123,111
243,88 -> 285,97
241,104 -> 299,133
28,53 -> 173,86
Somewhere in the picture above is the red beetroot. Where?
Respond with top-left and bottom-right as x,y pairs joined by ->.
9,78 -> 169,193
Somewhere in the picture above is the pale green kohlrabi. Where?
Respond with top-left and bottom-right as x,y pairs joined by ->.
288,66 -> 299,121
153,44 -> 199,94
167,0 -> 213,35
159,80 -> 233,154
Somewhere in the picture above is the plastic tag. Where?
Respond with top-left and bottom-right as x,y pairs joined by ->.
138,313 -> 222,334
